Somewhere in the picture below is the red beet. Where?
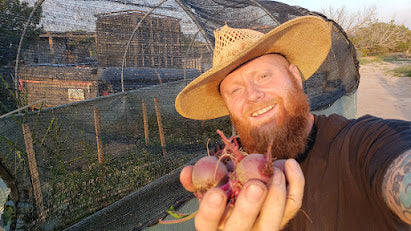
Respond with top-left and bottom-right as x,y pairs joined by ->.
234,153 -> 273,185
192,156 -> 229,195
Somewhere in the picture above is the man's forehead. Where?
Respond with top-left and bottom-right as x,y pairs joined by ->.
218,54 -> 290,92
229,53 -> 288,74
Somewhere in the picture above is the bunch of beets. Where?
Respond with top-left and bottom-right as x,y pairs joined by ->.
191,129 -> 274,204
159,130 -> 274,224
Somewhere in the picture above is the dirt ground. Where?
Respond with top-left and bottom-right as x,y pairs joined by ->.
357,61 -> 411,121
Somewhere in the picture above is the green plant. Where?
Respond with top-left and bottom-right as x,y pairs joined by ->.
350,21 -> 411,56
358,56 -> 381,65
391,65 -> 411,77
0,0 -> 43,66
0,74 -> 18,115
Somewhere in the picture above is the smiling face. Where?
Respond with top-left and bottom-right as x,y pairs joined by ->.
219,54 -> 312,159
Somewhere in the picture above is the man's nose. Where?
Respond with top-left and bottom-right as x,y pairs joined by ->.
246,83 -> 264,102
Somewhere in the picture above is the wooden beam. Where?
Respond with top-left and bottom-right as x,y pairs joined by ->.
93,107 -> 104,164
22,123 -> 46,221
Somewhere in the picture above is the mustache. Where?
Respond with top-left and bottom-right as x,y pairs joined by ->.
245,97 -> 282,116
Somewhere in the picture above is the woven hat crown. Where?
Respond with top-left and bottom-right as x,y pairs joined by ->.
213,26 -> 264,67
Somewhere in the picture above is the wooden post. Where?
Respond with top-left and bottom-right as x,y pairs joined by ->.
22,123 -> 46,221
154,98 -> 166,157
93,106 -> 104,164
48,36 -> 55,64
142,99 -> 149,145
150,20 -> 155,67
155,69 -> 162,84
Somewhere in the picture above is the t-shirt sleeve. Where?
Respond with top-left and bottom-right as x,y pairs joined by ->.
347,115 -> 411,215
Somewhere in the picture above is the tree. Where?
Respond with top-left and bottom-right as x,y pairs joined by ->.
0,0 -> 43,66
321,6 -> 410,56
320,6 -> 376,36
351,21 -> 410,55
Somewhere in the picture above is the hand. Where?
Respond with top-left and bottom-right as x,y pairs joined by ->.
179,158 -> 305,230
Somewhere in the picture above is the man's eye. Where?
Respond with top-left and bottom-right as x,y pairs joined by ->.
260,74 -> 268,79
231,88 -> 242,95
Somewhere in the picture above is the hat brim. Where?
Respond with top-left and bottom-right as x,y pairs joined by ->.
175,16 -> 332,120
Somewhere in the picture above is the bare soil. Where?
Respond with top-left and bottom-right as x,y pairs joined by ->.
357,61 -> 411,121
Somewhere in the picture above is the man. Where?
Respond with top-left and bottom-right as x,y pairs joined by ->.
175,16 -> 411,230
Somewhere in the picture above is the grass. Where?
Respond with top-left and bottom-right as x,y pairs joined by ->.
382,56 -> 410,63
358,56 -> 382,65
358,53 -> 411,65
391,65 -> 411,77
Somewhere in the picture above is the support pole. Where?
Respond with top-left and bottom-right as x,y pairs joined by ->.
154,98 -> 166,157
142,99 -> 149,145
93,107 -> 104,164
48,36 -> 55,64
22,123 -> 45,221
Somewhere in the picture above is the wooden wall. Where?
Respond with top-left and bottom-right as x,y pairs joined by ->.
96,10 -> 182,68
18,65 -> 99,108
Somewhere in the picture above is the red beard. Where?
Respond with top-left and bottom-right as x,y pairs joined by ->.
231,82 -> 310,159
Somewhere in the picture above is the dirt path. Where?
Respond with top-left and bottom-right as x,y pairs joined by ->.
357,61 -> 411,121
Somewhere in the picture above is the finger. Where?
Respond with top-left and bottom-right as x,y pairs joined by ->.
223,180 -> 267,231
254,167 -> 287,230
195,187 -> 227,231
273,159 -> 287,171
180,166 -> 196,192
281,159 -> 305,228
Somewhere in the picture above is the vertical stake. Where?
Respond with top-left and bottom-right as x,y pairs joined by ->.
22,123 -> 46,221
142,99 -> 149,145
94,106 -> 104,164
48,35 -> 55,64
154,98 -> 166,157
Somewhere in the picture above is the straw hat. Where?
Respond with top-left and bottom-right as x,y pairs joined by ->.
175,16 -> 332,120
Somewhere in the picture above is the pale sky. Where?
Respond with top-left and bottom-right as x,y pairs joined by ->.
281,0 -> 411,28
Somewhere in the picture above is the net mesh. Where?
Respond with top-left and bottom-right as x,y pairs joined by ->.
0,0 -> 359,230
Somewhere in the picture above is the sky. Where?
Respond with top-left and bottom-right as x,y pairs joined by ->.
281,0 -> 411,28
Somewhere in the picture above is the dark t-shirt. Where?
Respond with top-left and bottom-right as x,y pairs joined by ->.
285,114 -> 411,231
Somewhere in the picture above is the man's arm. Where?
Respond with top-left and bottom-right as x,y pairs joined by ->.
382,149 -> 411,224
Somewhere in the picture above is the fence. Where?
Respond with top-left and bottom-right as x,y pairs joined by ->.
0,80 -> 232,230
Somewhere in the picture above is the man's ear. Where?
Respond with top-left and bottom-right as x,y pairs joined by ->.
289,63 -> 303,89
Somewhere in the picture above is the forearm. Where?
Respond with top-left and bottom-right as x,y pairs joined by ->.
382,149 -> 411,224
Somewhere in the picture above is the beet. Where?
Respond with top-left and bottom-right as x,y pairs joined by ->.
192,156 -> 229,195
235,153 -> 273,185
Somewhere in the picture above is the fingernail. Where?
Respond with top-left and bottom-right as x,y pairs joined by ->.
273,168 -> 284,185
208,191 -> 224,208
246,183 -> 265,203
287,158 -> 295,167
285,159 -> 298,171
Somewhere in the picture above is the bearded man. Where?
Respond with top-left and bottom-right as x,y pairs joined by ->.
175,16 -> 411,230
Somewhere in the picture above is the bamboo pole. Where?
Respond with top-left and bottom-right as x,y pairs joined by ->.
154,98 -> 166,157
14,0 -> 46,103
93,106 -> 104,164
22,123 -> 46,221
142,99 -> 149,145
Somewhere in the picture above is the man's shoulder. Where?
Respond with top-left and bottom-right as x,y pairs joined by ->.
350,114 -> 411,134
314,113 -> 410,142
316,113 -> 410,129
314,113 -> 351,137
